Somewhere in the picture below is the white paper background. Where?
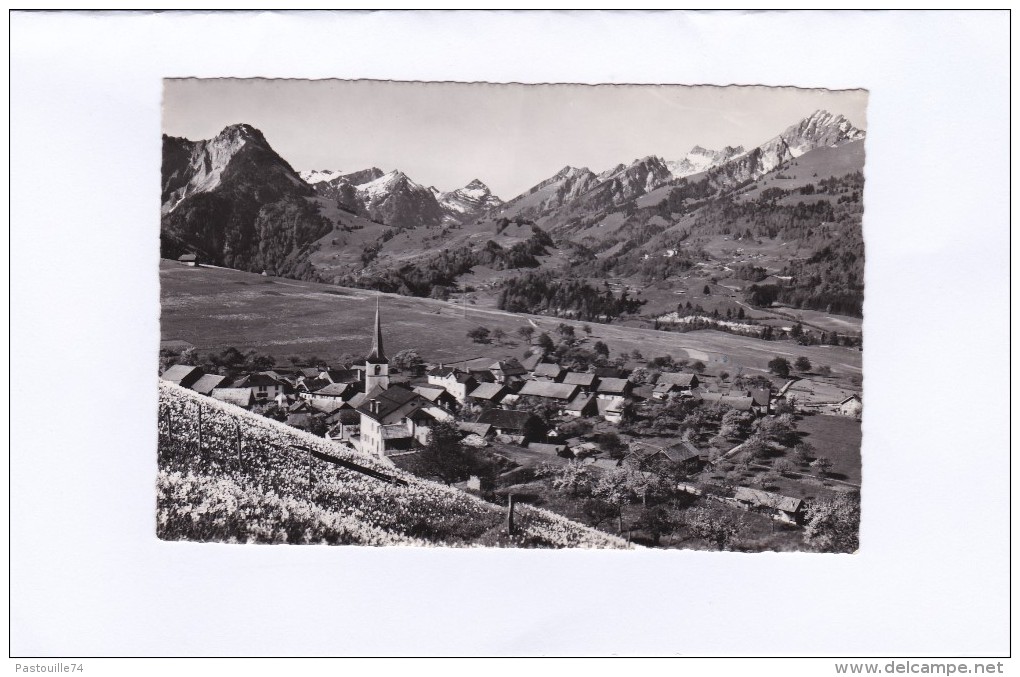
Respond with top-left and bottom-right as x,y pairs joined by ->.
9,10 -> 1011,657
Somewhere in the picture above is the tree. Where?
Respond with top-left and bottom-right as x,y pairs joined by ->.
517,325 -> 535,342
556,323 -> 576,340
593,340 -> 610,358
773,458 -> 796,476
683,505 -> 741,551
804,491 -> 860,552
582,324 -> 593,335
793,442 -> 815,466
756,414 -> 797,447
467,326 -> 491,344
794,356 -> 812,372
768,357 -> 791,378
720,409 -> 755,440
703,285 -> 711,295
391,348 -> 423,371
594,431 -> 627,458
810,456 -> 833,477
409,420 -> 477,485
491,328 -> 507,345
690,360 -> 706,374
536,332 -> 555,352
244,350 -> 276,372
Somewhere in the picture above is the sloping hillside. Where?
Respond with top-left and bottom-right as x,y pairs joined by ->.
157,381 -> 631,549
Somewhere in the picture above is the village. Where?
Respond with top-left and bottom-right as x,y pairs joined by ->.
160,294 -> 862,545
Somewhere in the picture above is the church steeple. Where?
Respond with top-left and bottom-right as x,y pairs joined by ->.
367,296 -> 387,364
364,296 -> 390,394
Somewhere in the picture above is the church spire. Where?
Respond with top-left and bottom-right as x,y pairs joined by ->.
367,296 -> 387,363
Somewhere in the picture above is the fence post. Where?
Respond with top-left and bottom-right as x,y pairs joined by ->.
506,494 -> 516,536
196,403 -> 203,456
236,421 -> 243,470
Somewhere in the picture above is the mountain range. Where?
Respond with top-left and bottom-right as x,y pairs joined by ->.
160,109 -> 866,314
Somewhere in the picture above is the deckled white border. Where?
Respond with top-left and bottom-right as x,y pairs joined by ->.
9,10 -> 1010,657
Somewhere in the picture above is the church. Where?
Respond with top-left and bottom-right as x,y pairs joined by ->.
352,298 -> 437,461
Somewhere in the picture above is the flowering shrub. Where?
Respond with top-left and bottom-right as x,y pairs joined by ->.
157,381 -> 630,549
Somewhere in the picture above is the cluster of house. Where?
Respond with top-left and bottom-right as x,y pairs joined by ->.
160,299 -> 859,527
160,298 -> 792,463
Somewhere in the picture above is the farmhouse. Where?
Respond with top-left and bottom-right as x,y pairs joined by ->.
234,373 -> 285,402
286,399 -> 319,427
210,387 -> 255,409
160,364 -> 204,390
325,408 -> 362,443
838,394 -> 863,419
596,377 -> 632,400
413,385 -> 458,421
190,373 -> 226,396
733,487 -> 804,524
562,371 -> 598,392
625,439 -> 706,472
490,359 -> 527,384
475,409 -> 547,442
596,396 -> 627,423
652,372 -> 699,400
750,389 -> 772,415
468,382 -> 508,406
427,366 -> 478,404
304,382 -> 354,406
518,380 -> 581,402
531,362 -> 565,382
563,393 -> 597,418
177,253 -> 199,267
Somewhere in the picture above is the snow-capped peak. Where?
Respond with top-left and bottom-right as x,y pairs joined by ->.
666,145 -> 746,179
438,178 -> 503,215
299,169 -> 346,185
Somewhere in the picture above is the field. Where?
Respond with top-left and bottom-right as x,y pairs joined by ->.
794,414 -> 862,485
160,260 -> 862,385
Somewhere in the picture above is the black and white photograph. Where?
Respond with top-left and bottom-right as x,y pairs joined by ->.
11,9 -> 1010,664
158,80 -> 866,552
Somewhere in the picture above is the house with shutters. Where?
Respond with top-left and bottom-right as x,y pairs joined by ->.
652,372 -> 700,400
427,366 -> 478,404
234,373 -> 285,403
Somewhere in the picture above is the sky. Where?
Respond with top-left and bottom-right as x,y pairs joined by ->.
163,79 -> 868,199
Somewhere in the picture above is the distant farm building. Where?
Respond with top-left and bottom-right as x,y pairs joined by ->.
837,394 -> 863,419
177,253 -> 199,267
